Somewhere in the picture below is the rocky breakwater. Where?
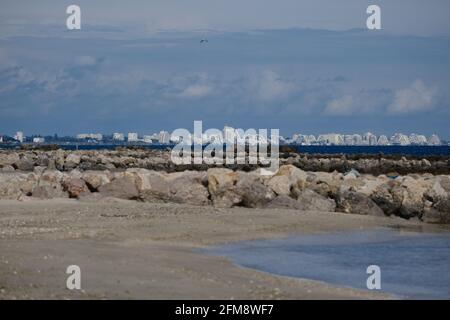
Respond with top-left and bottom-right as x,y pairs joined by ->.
1,149 -> 449,175
0,161 -> 449,224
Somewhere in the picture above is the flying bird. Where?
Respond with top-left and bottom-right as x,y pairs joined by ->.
200,39 -> 208,43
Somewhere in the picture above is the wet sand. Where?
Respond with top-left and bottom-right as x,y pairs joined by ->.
0,198 -> 445,300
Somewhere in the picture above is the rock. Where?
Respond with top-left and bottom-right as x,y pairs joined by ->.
336,190 -> 385,216
266,165 -> 307,196
82,171 -> 111,191
0,172 -> 37,199
392,176 -> 430,219
344,168 -> 361,178
1,165 -> 15,172
266,195 -> 304,209
423,198 -> 450,224
0,153 -> 20,166
64,153 -> 81,169
234,172 -> 275,208
98,177 -> 139,200
371,181 -> 400,216
126,169 -> 171,203
207,168 -> 241,207
307,171 -> 342,198
32,170 -> 68,199
296,189 -> 336,212
63,177 -> 90,198
14,157 -> 35,171
166,171 -> 210,206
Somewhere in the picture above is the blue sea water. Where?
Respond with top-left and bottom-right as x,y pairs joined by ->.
203,229 -> 450,299
3,144 -> 450,156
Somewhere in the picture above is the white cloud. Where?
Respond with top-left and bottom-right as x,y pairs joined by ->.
254,71 -> 295,101
323,95 -> 354,115
74,56 -> 98,67
388,80 -> 436,114
180,84 -> 212,98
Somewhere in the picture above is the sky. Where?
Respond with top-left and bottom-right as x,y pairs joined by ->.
0,0 -> 450,138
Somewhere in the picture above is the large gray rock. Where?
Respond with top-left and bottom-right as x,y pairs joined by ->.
266,165 -> 308,196
98,177 -> 139,200
126,169 -> 171,203
207,168 -> 241,207
64,153 -> 81,170
166,171 -> 210,206
0,172 -> 37,199
81,171 -> 112,191
307,171 -> 342,198
336,190 -> 385,216
296,189 -> 336,212
32,170 -> 68,199
234,172 -> 275,208
14,157 -> 35,171
266,195 -> 304,209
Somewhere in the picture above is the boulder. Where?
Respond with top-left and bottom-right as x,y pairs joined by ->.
63,177 -> 90,198
125,169 -> 171,203
296,189 -> 336,212
336,190 -> 385,216
371,181 -> 401,216
234,172 -> 275,208
98,177 -> 139,200
1,165 -> 15,172
166,171 -> 210,206
207,168 -> 241,207
14,157 -> 35,171
82,171 -> 112,191
266,195 -> 304,210
64,153 -> 81,169
32,170 -> 68,199
266,165 -> 307,196
307,171 -> 342,198
0,172 -> 37,199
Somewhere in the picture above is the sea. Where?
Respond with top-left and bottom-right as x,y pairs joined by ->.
203,229 -> 450,299
2,144 -> 450,156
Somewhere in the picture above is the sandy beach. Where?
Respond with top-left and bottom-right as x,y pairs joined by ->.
0,198 -> 446,300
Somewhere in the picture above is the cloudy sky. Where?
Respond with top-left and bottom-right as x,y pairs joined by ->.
1,0 -> 450,138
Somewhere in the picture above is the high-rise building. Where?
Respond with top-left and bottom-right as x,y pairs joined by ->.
14,131 -> 24,143
428,134 -> 441,146
158,131 -> 171,144
127,133 -> 139,142
113,133 -> 125,141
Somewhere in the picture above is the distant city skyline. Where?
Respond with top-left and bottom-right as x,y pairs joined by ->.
1,128 -> 446,146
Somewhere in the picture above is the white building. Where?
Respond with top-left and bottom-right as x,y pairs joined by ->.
390,133 -> 410,146
77,133 -> 103,140
127,133 -> 139,142
14,131 -> 24,143
113,133 -> 125,141
428,134 -> 441,146
377,135 -> 389,146
409,134 -> 428,145
33,137 -> 45,144
143,135 -> 153,143
363,132 -> 378,146
158,131 -> 171,144
0,136 -> 3,143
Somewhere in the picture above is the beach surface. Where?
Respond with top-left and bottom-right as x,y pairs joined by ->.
0,199 -> 445,300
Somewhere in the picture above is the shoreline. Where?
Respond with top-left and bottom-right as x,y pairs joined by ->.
1,199 -> 447,300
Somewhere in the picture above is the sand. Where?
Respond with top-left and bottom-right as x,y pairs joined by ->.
0,198 -> 446,300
